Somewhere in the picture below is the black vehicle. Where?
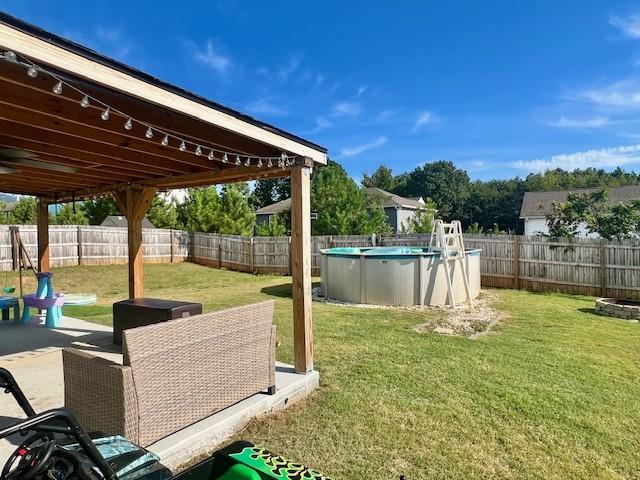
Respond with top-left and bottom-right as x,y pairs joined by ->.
0,368 -> 331,480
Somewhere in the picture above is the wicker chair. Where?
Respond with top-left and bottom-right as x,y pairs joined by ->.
63,300 -> 276,447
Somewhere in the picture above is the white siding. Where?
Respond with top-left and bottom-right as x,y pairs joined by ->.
523,217 -> 597,238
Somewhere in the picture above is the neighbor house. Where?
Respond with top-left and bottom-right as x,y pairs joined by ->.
101,215 -> 155,229
255,187 -> 431,232
520,184 -> 640,237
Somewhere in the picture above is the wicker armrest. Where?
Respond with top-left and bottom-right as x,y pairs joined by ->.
62,348 -> 139,442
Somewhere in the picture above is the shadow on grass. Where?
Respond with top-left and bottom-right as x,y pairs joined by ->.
260,281 -> 322,299
577,307 -> 601,317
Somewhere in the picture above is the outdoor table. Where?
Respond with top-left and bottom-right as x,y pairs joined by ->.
0,296 -> 20,323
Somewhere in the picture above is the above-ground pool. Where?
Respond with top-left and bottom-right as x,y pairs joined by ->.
320,246 -> 481,307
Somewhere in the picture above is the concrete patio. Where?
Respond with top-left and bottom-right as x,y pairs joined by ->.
0,316 -> 319,471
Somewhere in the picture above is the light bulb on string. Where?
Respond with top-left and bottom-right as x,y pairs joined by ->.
27,65 -> 38,78
161,135 -> 169,146
179,141 -> 187,152
80,95 -> 90,108
208,150 -> 215,161
100,108 -> 110,121
4,51 -> 17,62
267,159 -> 273,168
195,146 -> 203,156
145,127 -> 154,139
244,157 -> 251,167
235,155 -> 241,166
222,153 -> 229,163
257,159 -> 263,168
52,81 -> 63,95
124,118 -> 133,130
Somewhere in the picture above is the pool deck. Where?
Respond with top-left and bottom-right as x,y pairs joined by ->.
0,316 -> 318,471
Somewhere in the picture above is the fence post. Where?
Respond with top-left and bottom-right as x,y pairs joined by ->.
513,235 -> 520,290
9,226 -> 17,271
599,239 -> 607,297
249,236 -> 255,274
77,225 -> 83,265
169,229 -> 175,263
218,234 -> 222,270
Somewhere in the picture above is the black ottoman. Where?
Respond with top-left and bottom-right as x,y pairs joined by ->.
113,298 -> 202,345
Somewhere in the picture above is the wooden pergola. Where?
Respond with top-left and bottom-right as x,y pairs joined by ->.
0,13 -> 326,374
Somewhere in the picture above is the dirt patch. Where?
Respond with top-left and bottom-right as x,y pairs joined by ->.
414,292 -> 505,339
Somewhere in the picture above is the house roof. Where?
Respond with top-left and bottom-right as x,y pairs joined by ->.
255,188 -> 429,215
365,188 -> 426,209
520,184 -> 640,218
256,198 -> 291,215
101,215 -> 155,229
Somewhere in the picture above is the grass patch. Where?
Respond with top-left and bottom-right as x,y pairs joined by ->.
19,263 -> 640,479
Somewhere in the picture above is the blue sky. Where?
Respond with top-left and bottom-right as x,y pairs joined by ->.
3,1 -> 640,181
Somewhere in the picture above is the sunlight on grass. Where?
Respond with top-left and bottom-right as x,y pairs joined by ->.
18,263 -> 640,479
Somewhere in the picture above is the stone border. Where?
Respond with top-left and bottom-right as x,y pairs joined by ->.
595,298 -> 640,321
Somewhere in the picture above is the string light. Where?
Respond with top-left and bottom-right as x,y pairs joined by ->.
4,49 -> 298,169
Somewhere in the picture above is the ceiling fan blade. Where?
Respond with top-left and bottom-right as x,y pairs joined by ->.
1,158 -> 77,174
0,149 -> 35,159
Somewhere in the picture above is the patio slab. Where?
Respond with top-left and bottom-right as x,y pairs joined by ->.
0,316 -> 319,471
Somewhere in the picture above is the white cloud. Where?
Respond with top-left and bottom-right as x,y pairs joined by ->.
579,79 -> 640,109
512,144 -> 640,172
339,136 -> 387,158
305,116 -> 332,134
244,98 -> 288,117
331,101 -> 361,117
190,39 -> 232,73
355,85 -> 367,98
544,115 -> 610,128
278,53 -> 303,80
411,111 -> 438,132
610,12 -> 640,39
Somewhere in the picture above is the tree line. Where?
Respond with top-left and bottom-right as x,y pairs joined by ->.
2,160 -> 638,236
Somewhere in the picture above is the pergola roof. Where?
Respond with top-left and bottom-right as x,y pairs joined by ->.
0,12 -> 327,201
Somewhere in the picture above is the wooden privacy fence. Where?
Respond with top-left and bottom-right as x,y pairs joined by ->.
1,226 -> 638,299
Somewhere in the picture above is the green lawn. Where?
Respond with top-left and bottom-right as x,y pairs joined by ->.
15,263 -> 640,479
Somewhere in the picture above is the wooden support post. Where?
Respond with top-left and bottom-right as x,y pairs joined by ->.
513,235 -> 520,290
290,162 -> 313,374
114,187 -> 156,299
599,239 -> 607,297
37,199 -> 50,272
169,229 -> 175,263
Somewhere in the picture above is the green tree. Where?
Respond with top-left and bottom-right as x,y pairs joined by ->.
400,200 -> 437,234
9,197 -> 37,224
82,198 -> 120,225
545,189 -> 608,239
255,212 -> 289,236
52,203 -> 88,225
217,184 -> 256,235
177,187 -> 220,233
249,178 -> 290,208
362,165 -> 400,191
147,194 -> 179,229
312,162 -> 390,235
396,161 -> 470,220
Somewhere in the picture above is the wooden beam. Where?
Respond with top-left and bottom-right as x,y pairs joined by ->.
37,198 -> 49,272
116,187 -> 156,298
0,23 -> 327,164
290,162 -> 313,373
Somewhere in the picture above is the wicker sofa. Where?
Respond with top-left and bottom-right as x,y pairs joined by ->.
62,300 -> 276,447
